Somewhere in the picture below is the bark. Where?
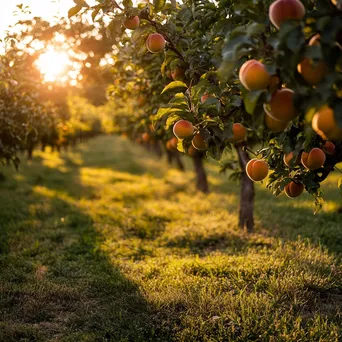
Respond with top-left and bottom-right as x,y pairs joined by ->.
166,149 -> 173,165
153,141 -> 163,158
27,147 -> 34,160
173,152 -> 185,172
236,144 -> 255,233
192,154 -> 209,193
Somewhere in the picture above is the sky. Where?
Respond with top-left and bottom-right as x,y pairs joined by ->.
0,0 -> 99,37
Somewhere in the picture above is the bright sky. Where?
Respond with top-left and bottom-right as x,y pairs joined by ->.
0,1 -> 74,36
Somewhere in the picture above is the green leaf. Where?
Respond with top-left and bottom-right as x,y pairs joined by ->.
161,81 -> 188,94
106,18 -> 122,39
153,0 -> 166,11
68,5 -> 82,18
243,90 -> 264,115
166,114 -> 181,129
92,7 -> 100,21
338,178 -> 342,196
169,93 -> 189,110
177,139 -> 185,153
246,23 -> 265,37
73,0 -> 89,7
152,106 -> 185,122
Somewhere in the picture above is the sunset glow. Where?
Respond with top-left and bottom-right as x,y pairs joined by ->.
36,48 -> 70,82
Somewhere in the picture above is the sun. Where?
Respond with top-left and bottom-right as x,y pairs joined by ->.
36,48 -> 70,82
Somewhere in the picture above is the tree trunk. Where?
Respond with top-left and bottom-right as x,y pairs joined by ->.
192,154 -> 209,193
236,145 -> 254,232
153,141 -> 163,158
173,152 -> 185,172
27,147 -> 33,160
166,149 -> 173,165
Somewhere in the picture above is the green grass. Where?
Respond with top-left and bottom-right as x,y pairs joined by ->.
0,135 -> 341,341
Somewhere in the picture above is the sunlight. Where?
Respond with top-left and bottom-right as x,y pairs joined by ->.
36,47 -> 70,82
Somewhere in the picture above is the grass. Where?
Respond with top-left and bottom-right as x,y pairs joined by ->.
0,135 -> 341,341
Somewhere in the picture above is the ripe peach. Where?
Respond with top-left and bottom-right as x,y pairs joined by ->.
123,16 -> 140,30
229,123 -> 247,142
312,106 -> 342,141
239,60 -> 271,91
297,58 -> 327,85
192,133 -> 207,150
323,141 -> 336,155
266,88 -> 297,122
297,35 -> 327,85
264,111 -> 290,132
146,33 -> 166,53
171,66 -> 185,81
309,34 -> 320,46
142,132 -> 150,142
269,0 -> 305,30
137,96 -> 146,107
170,59 -> 186,81
173,120 -> 194,139
170,136 -> 178,149
166,140 -> 171,150
187,145 -> 198,157
284,181 -> 304,198
283,151 -> 301,167
246,159 -> 269,182
201,93 -> 212,104
166,69 -> 172,79
301,148 -> 326,170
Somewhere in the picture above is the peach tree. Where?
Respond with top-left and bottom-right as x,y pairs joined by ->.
72,0 -> 342,231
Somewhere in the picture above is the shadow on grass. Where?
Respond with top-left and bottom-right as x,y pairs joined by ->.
208,168 -> 342,254
0,163 -> 174,341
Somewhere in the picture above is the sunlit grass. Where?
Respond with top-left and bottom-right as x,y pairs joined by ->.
0,135 -> 341,341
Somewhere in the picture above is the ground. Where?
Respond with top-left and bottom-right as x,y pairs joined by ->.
0,135 -> 341,341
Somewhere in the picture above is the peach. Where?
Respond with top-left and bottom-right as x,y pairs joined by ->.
187,145 -> 198,157
264,111 -> 290,132
284,181 -> 304,198
123,16 -> 140,30
266,88 -> 297,122
297,58 -> 327,85
146,33 -> 166,53
239,60 -> 271,91
246,159 -> 269,182
301,148 -> 326,170
283,151 -> 301,167
323,141 -> 336,155
297,35 -> 327,85
170,59 -> 186,81
229,123 -> 247,142
142,132 -> 150,142
201,93 -> 212,104
171,66 -> 185,81
173,120 -> 194,139
170,136 -> 178,149
192,133 -> 207,150
309,34 -> 320,46
269,0 -> 305,30
312,106 -> 342,140
137,96 -> 146,107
